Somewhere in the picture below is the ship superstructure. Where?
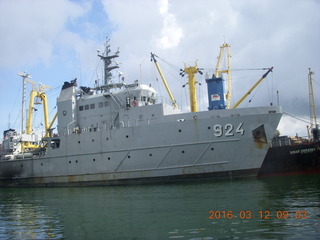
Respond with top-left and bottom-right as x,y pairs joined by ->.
0,40 -> 282,187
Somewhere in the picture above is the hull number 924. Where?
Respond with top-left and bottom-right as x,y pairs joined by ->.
213,122 -> 245,137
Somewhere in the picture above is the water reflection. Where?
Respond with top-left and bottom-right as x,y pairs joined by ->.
0,174 -> 319,239
0,189 -> 64,239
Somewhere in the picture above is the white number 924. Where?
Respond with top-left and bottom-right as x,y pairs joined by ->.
213,122 -> 245,137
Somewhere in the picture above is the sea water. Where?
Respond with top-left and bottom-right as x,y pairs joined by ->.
0,174 -> 319,239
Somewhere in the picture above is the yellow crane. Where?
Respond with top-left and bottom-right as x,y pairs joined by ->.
151,53 -> 178,108
180,62 -> 203,112
22,82 -> 54,152
26,89 -> 50,137
215,43 -> 231,108
232,67 -> 273,109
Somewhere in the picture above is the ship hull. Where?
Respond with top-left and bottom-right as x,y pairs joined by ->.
0,106 -> 282,187
258,142 -> 320,177
0,166 -> 260,187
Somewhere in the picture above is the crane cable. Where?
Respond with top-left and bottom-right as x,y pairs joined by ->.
283,111 -> 310,125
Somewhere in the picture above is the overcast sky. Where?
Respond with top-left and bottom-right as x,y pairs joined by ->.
0,0 -> 319,139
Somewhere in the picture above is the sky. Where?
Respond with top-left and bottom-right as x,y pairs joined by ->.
0,0 -> 319,140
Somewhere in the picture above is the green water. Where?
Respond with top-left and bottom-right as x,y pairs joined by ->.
0,175 -> 319,239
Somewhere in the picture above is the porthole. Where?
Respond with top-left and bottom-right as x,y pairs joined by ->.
93,158 -> 96,162
62,110 -> 67,116
128,155 -> 131,159
179,129 -> 182,133
182,150 -> 185,154
108,157 -> 111,160
149,153 -> 152,157
69,161 -> 71,164
126,135 -> 129,138
208,126 -> 211,130
211,148 -> 214,151
78,141 -> 80,144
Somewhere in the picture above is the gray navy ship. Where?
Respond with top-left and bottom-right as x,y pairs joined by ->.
0,40 -> 282,187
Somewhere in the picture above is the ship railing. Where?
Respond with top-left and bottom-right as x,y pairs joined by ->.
158,96 -> 171,106
116,118 -> 153,129
271,137 -> 291,147
157,95 -> 182,109
271,135 -> 311,147
134,119 -> 151,126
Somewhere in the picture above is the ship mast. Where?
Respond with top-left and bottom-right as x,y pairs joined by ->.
183,63 -> 202,112
308,68 -> 317,137
18,71 -> 32,134
180,62 -> 203,113
97,38 -> 120,90
215,43 -> 231,108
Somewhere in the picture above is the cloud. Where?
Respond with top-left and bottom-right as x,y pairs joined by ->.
157,0 -> 183,49
0,0 -> 319,137
0,0 -> 87,69
278,114 -> 310,138
98,0 -> 320,114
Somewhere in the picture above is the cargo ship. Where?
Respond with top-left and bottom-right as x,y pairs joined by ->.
259,68 -> 320,177
0,40 -> 282,187
258,135 -> 320,177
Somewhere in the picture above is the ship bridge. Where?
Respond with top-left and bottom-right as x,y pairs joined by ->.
112,83 -> 158,108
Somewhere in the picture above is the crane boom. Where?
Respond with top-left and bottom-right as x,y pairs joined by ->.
150,53 -> 178,108
48,112 -> 58,131
232,67 -> 273,109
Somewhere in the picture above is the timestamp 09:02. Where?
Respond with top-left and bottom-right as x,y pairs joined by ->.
208,210 -> 307,220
